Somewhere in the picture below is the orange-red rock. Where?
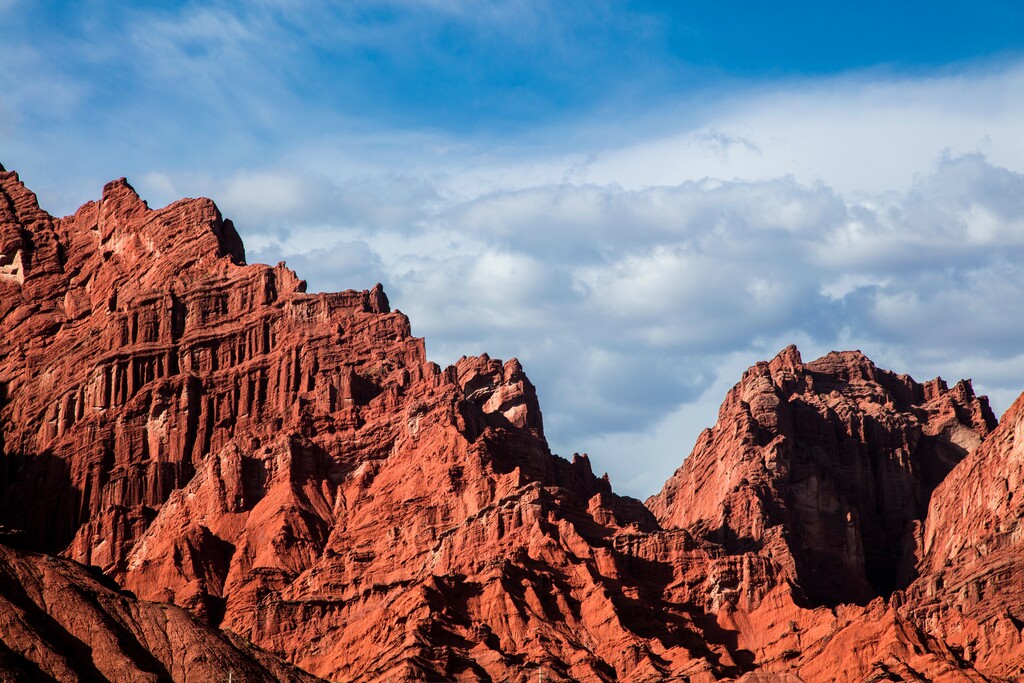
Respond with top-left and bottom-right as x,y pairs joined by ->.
2,166 -> 1022,681
0,532 -> 319,682
649,345 -> 995,606
899,390 -> 1024,680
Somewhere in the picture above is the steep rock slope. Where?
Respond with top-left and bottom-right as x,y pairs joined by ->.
648,346 -> 996,605
0,167 -> 726,681
0,533 -> 320,683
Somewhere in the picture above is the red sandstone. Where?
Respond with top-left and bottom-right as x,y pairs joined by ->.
1,166 -> 1021,681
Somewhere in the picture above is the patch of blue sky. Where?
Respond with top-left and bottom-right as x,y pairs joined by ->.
643,2 -> 1024,74
10,1 -> 1022,140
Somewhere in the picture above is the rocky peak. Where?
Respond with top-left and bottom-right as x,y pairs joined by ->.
455,353 -> 544,437
806,348 -> 879,379
649,345 -> 996,606
101,176 -> 148,211
84,178 -> 247,267
367,282 -> 390,314
767,342 -> 802,374
0,167 -> 50,227
0,169 -> 52,270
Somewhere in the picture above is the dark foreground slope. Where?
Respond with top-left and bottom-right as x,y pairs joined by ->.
1,165 -> 1021,681
0,532 -> 320,682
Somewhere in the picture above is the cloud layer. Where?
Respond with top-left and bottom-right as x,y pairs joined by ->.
99,60 -> 1022,498
140,150 -> 1024,498
4,3 -> 1024,497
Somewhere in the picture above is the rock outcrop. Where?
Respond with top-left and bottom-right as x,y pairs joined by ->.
649,345 -> 996,606
1,166 -> 1021,681
0,167 -> 713,681
0,536 -> 320,682
900,391 -> 1024,679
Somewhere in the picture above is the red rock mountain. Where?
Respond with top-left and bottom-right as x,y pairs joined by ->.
0,165 -> 1021,681
649,345 -> 996,606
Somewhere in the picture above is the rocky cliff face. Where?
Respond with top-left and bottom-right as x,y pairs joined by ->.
1,166 -> 1021,682
649,345 -> 996,606
0,167 -> 704,681
899,391 -> 1024,679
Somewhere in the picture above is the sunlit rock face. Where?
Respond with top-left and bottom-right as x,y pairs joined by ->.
1,166 -> 1020,682
649,344 -> 995,606
902,390 -> 1024,679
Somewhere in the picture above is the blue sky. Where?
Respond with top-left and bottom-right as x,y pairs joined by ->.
3,1 -> 1024,497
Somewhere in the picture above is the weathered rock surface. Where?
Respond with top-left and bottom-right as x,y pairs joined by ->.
1,165 -> 1021,681
0,167 -> 713,681
900,391 -> 1024,679
649,345 -> 996,606
0,538 -> 321,682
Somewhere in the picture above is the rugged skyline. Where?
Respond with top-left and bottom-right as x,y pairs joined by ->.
2,165 -> 1022,680
3,2 -> 1024,495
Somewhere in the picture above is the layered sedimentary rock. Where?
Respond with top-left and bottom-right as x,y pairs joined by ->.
1,165 -> 1021,681
649,345 -> 996,606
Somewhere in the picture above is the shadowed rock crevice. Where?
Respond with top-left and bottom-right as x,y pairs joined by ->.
0,452 -> 81,553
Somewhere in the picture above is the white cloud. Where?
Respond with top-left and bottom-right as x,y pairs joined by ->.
169,148 -> 1023,501
118,104 -> 1024,500
497,64 -> 1024,198
7,11 -> 1024,500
